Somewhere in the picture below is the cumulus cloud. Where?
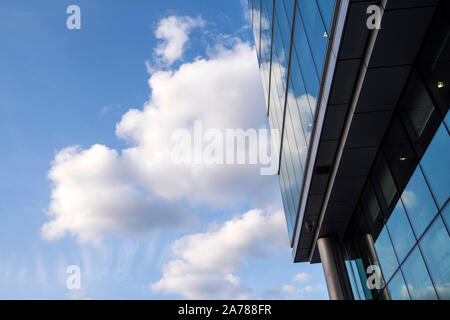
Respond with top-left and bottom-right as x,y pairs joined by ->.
42,15 -> 279,243
293,272 -> 312,283
42,145 -> 189,243
151,209 -> 288,299
154,15 -> 205,66
116,41 -> 276,206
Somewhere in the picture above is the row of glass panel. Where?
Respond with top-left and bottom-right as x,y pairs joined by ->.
345,105 -> 449,300
249,0 -> 337,239
342,2 -> 450,296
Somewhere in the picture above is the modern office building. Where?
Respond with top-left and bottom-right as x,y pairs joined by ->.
248,0 -> 449,300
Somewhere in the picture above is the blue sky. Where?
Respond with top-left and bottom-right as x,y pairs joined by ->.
0,0 -> 327,299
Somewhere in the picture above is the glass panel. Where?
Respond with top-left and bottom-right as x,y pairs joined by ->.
282,0 -> 296,30
260,0 -> 273,113
284,104 -> 304,193
252,0 -> 261,64
345,259 -> 360,300
361,183 -> 383,226
400,71 -> 436,139
374,227 -> 399,282
420,121 -> 450,209
292,12 -> 320,115
443,203 -> 450,231
288,54 -> 314,146
387,270 -> 410,300
373,154 -> 397,209
401,167 -> 439,238
297,0 -> 328,75
402,247 -> 438,300
419,217 -> 450,299
387,202 -> 416,263
382,115 -> 418,191
316,0 -> 336,34
349,259 -> 365,300
274,0 -> 292,64
355,258 -> 372,300
279,161 -> 294,237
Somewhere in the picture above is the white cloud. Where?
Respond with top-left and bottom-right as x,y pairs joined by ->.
263,282 -> 326,300
42,145 -> 189,243
154,15 -> 205,66
401,190 -> 417,208
293,272 -> 312,283
43,36 -> 279,243
151,208 -> 288,299
282,284 -> 296,296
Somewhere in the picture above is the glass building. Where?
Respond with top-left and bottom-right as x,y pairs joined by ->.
249,0 -> 449,300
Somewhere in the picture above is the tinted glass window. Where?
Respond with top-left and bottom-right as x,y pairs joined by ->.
419,217 -> 450,299
374,227 -> 398,281
388,270 -> 410,300
387,202 -> 416,263
420,120 -> 450,209
402,247 -> 437,300
401,167 -> 438,238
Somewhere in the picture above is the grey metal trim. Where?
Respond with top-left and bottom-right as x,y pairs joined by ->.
317,237 -> 350,300
308,1 -> 386,262
291,0 -> 349,253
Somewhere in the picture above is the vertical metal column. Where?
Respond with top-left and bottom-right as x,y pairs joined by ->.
317,236 -> 352,300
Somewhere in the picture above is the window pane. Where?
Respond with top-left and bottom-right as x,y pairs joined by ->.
316,0 -> 336,33
402,247 -> 437,300
401,167 -> 438,238
362,183 -> 382,225
252,0 -> 261,64
374,227 -> 399,281
443,203 -> 450,231
420,122 -> 450,209
419,217 -> 450,299
373,155 -> 397,209
387,202 -> 416,263
297,0 -> 328,75
400,71 -> 435,140
292,12 -> 320,114
354,258 -> 372,300
388,271 -> 410,300
345,259 -> 360,300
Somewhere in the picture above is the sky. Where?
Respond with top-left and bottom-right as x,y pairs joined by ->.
0,0 -> 328,299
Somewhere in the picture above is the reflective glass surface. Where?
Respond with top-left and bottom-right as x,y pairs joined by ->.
374,227 -> 398,281
443,203 -> 450,231
401,167 -> 439,238
249,0 -> 336,240
387,270 -> 410,300
316,0 -> 335,33
387,202 -> 416,263
420,115 -> 450,208
419,217 -> 450,299
401,247 -> 437,300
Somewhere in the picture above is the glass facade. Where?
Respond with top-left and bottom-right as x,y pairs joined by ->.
342,1 -> 450,299
250,0 -> 449,300
344,116 -> 449,300
249,0 -> 336,239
